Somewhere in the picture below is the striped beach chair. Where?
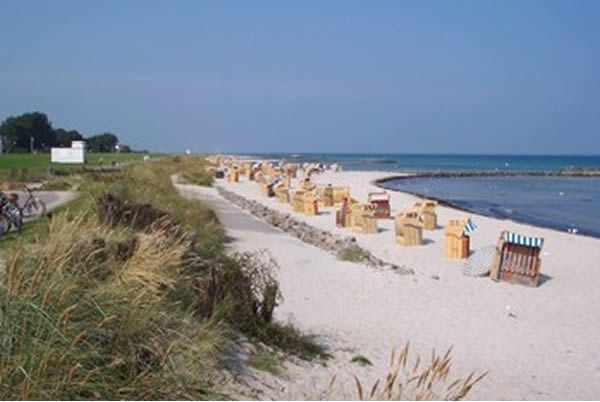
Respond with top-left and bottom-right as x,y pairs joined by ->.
444,217 -> 477,259
490,231 -> 544,287
368,192 -> 391,219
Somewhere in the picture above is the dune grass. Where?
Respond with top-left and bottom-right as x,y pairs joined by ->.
0,155 -> 326,399
248,351 -> 281,375
324,343 -> 487,401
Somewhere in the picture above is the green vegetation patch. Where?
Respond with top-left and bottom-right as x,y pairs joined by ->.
350,355 -> 373,366
248,351 -> 281,375
337,245 -> 370,262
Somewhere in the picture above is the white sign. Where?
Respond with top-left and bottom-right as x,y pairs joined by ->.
50,140 -> 87,164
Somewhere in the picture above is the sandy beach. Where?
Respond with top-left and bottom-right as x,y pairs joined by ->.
179,167 -> 600,400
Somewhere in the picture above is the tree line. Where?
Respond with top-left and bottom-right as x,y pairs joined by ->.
0,111 -> 127,153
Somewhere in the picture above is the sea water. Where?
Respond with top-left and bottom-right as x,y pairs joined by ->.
252,153 -> 600,172
250,153 -> 600,237
382,176 -> 600,237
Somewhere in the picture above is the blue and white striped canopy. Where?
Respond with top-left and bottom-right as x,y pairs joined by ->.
463,218 -> 477,235
504,232 -> 544,248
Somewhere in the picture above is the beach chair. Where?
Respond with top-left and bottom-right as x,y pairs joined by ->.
282,163 -> 298,178
320,185 -> 335,207
333,186 -> 351,205
490,231 -> 544,287
281,175 -> 291,188
368,191 -> 391,219
298,177 -> 313,191
444,218 -> 473,259
228,168 -> 239,183
273,182 -> 288,203
254,171 -> 264,183
259,181 -> 276,198
395,211 -> 423,246
239,162 -> 252,177
413,200 -> 438,230
291,189 -> 306,213
335,197 -> 357,228
352,203 -> 378,234
303,191 -> 319,216
248,168 -> 257,181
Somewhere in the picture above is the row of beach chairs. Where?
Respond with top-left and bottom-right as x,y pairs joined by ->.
217,163 -> 544,288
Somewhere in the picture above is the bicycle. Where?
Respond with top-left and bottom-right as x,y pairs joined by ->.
20,186 -> 47,219
0,192 -> 23,236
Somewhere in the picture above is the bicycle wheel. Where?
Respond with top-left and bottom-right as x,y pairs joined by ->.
0,214 -> 10,237
24,198 -> 47,218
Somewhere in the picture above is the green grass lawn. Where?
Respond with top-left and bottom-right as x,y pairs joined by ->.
0,152 -> 166,173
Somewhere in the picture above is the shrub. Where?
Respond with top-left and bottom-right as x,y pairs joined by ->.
338,245 -> 370,262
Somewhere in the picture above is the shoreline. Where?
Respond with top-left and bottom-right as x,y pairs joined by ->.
374,174 -> 600,239
373,169 -> 600,178
211,166 -> 600,399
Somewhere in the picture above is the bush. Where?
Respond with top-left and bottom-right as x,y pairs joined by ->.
338,245 -> 370,262
182,171 -> 214,187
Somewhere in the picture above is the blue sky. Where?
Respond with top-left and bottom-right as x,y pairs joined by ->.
1,0 -> 599,153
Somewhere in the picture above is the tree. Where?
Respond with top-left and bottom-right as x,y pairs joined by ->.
86,133 -> 119,152
0,112 -> 55,152
54,128 -> 83,147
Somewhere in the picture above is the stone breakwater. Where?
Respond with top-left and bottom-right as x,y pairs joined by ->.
215,186 -> 413,275
374,168 -> 600,185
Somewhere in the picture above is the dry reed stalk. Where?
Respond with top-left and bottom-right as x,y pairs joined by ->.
335,342 -> 488,401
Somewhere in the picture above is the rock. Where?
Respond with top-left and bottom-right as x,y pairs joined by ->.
215,185 -> 414,275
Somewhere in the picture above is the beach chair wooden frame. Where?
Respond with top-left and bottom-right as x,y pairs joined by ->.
299,178 -> 316,191
228,169 -> 239,183
333,186 -> 350,205
368,192 -> 391,219
444,218 -> 470,259
291,189 -> 306,213
259,182 -> 276,198
395,211 -> 423,246
273,182 -> 288,203
336,197 -> 357,227
490,231 -> 543,287
413,200 -> 438,230
283,163 -> 298,178
303,191 -> 319,216
352,203 -> 378,234
321,186 -> 335,207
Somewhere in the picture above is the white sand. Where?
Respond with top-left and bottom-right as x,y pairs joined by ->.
183,171 -> 600,399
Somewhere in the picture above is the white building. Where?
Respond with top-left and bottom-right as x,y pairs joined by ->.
51,140 -> 87,164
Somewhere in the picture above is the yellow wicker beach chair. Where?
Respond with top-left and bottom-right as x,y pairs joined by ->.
413,200 -> 438,230
395,211 -> 423,246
